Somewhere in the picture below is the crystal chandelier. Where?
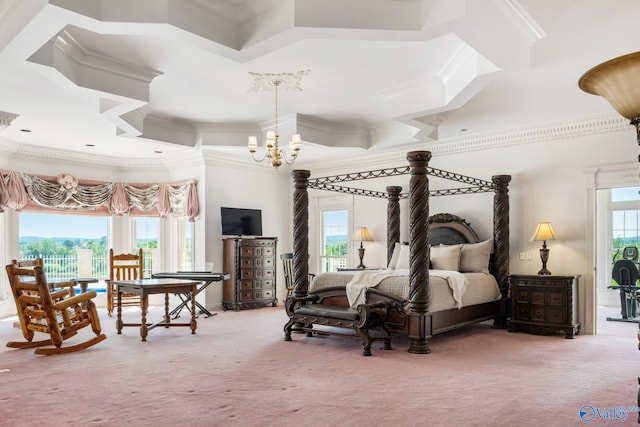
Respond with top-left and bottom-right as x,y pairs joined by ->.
248,71 -> 309,168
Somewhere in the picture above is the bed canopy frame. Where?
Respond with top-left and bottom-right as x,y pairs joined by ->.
290,150 -> 511,353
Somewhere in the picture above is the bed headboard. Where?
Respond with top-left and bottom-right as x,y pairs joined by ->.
427,213 -> 480,246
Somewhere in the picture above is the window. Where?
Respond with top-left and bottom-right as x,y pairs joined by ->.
18,212 -> 109,282
135,217 -> 158,277
320,209 -> 348,272
176,217 -> 194,271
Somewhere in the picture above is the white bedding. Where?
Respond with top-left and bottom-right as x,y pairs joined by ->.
310,270 -> 501,313
345,269 -> 468,308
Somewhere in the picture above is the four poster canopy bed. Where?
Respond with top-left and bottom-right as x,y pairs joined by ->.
284,150 -> 511,355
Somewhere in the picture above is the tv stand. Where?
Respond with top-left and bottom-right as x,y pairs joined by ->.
222,237 -> 278,311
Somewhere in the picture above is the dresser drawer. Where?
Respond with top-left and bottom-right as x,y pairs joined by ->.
239,257 -> 275,268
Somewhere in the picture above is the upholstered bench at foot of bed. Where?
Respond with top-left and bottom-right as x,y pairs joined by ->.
283,302 -> 392,356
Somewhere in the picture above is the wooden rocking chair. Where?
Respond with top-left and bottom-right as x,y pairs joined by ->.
5,261 -> 106,355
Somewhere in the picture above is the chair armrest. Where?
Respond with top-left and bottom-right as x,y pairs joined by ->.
53,290 -> 98,310
355,300 -> 391,327
50,289 -> 72,300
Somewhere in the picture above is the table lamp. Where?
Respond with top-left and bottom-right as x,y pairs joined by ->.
531,222 -> 558,275
351,227 -> 373,269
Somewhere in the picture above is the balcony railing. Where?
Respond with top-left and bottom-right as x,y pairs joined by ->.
20,251 -> 156,287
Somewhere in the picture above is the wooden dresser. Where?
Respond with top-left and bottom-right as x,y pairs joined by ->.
508,274 -> 580,338
222,237 -> 277,311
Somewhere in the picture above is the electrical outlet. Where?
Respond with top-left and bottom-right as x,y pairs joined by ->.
519,252 -> 532,261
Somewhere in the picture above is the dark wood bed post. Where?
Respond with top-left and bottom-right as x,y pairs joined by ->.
492,174 -> 511,328
386,186 -> 402,266
406,151 -> 432,354
291,170 -> 311,298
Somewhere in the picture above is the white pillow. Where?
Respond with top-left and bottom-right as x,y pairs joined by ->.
387,242 -> 402,269
430,244 -> 462,271
459,239 -> 492,274
395,244 -> 411,269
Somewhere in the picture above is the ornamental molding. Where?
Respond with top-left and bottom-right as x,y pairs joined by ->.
304,111 -> 631,174
0,111 -> 19,128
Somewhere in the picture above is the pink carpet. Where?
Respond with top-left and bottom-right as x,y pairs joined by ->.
0,305 -> 638,426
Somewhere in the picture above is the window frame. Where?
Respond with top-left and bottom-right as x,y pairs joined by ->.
317,196 -> 353,273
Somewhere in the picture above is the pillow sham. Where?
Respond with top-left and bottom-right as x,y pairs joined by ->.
430,244 -> 462,271
459,239 -> 492,274
395,244 -> 411,269
387,242 -> 403,269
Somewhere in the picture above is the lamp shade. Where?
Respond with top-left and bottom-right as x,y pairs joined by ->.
531,222 -> 558,242
351,227 -> 373,242
578,51 -> 640,121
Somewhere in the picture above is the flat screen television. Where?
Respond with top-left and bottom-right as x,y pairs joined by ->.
221,207 -> 263,236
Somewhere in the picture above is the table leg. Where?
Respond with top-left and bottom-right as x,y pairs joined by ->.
141,294 -> 148,342
116,289 -> 123,334
190,285 -> 197,334
164,293 -> 170,328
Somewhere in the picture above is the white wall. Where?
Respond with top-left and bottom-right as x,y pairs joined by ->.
201,159 -> 292,309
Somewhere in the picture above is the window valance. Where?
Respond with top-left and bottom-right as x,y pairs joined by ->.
0,170 -> 199,221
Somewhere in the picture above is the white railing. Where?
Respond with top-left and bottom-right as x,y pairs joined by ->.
21,250 -> 157,287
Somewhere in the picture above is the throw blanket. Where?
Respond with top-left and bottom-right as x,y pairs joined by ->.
346,269 -> 468,308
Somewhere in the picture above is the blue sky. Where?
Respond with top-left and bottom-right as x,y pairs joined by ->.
20,213 -> 160,239
20,213 -> 108,238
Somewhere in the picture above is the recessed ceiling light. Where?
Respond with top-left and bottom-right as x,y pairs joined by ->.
20,129 -> 31,133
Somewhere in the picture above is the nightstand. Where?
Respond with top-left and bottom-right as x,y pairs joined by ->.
508,274 -> 580,339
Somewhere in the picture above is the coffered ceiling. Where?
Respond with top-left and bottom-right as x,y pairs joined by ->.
0,0 -> 637,169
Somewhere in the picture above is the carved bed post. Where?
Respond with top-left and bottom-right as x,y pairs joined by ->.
492,174 -> 511,328
406,151 -> 431,354
292,170 -> 311,298
386,186 -> 402,266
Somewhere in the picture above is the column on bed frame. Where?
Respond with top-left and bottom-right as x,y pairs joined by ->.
291,170 -> 311,298
492,174 -> 511,329
386,186 -> 402,267
491,175 -> 511,298
406,151 -> 432,354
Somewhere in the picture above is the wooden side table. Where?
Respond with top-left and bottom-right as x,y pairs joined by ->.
508,274 -> 580,338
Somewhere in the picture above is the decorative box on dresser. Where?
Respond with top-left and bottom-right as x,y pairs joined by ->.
508,274 -> 580,339
222,237 -> 278,311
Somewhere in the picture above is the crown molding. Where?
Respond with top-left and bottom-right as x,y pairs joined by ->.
483,0 -> 547,46
303,111 -> 631,174
0,111 -> 19,128
1,111 -> 630,176
1,140 -> 202,172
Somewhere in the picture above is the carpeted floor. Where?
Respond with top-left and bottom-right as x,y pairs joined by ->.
0,305 -> 638,427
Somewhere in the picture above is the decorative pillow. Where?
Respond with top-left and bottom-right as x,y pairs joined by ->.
395,244 -> 411,269
459,239 -> 493,274
387,242 -> 403,269
430,244 -> 462,271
